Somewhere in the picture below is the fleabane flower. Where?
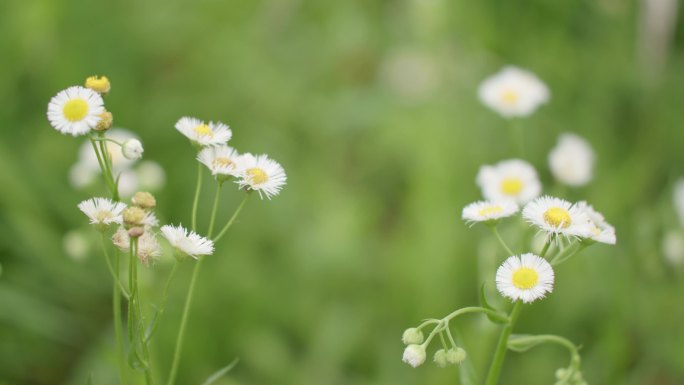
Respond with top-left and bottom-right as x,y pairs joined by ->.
47,86 -> 105,136
496,253 -> 554,303
197,145 -> 241,180
548,133 -> 595,187
78,198 -> 127,230
477,66 -> 550,118
577,201 -> 616,245
476,159 -> 541,205
236,153 -> 287,199
160,224 -> 214,259
112,227 -> 162,266
462,201 -> 519,225
175,117 -> 232,147
522,196 -> 593,238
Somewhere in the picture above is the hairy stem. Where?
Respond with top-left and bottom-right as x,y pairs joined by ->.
484,301 -> 523,385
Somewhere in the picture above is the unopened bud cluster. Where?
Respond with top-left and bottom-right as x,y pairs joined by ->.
123,192 -> 157,237
554,364 -> 588,385
401,327 -> 467,368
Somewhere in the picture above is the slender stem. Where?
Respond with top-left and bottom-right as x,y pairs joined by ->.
145,261 -> 181,343
101,235 -> 130,299
112,247 -> 127,385
89,137 -> 117,199
510,334 -> 578,355
191,162 -> 203,232
98,133 -> 120,201
166,257 -> 203,385
128,240 -> 135,344
91,137 -> 124,146
207,183 -> 223,238
484,301 -> 523,385
442,306 -> 509,324
213,194 -> 250,242
490,226 -> 515,256
550,242 -> 588,266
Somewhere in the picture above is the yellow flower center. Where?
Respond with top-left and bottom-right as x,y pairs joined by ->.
193,124 -> 214,138
63,98 -> 89,122
96,211 -> 113,223
512,267 -> 539,289
500,178 -> 523,195
478,206 -> 503,217
247,167 -> 268,184
591,225 -> 602,236
501,89 -> 519,105
543,207 -> 572,228
212,157 -> 234,169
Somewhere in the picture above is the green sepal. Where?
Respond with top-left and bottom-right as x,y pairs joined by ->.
480,284 -> 508,324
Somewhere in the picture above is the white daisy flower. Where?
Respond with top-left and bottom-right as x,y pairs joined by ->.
160,224 -> 214,259
462,201 -> 519,224
577,201 -> 616,245
197,145 -> 241,179
476,159 -> 542,205
112,227 -> 162,266
47,86 -> 105,136
236,153 -> 287,199
548,133 -> 595,187
496,253 -> 554,303
175,117 -> 232,147
477,66 -> 550,118
78,198 -> 127,228
522,196 -> 593,238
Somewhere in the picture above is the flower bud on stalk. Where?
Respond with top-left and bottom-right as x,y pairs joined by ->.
122,139 -> 144,160
132,192 -> 156,210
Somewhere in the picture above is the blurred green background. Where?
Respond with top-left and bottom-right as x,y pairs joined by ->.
2,0 -> 684,384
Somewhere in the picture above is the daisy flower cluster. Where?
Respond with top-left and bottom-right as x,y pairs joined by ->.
402,67 -> 615,385
48,76 -> 287,385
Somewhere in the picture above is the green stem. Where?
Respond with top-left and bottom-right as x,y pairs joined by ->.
207,183 -> 223,238
213,194 -> 250,242
550,242 -> 587,266
191,162 -> 203,232
101,234 -> 130,299
89,137 -> 118,200
144,261 -> 181,343
484,301 -> 523,385
490,226 -> 515,256
91,137 -> 124,146
98,132 -> 120,201
539,238 -> 552,259
442,306 -> 509,324
128,240 -> 136,344
166,257 -> 203,385
112,247 -> 127,385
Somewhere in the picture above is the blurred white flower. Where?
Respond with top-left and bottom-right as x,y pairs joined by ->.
662,230 -> 684,266
122,139 -> 144,160
462,200 -> 519,224
198,145 -> 241,179
175,117 -> 232,147
577,201 -> 616,245
478,66 -> 550,118
548,133 -> 595,187
136,161 -> 166,191
112,227 -> 162,266
161,224 -> 214,259
476,159 -> 541,205
523,196 -> 593,238
674,178 -> 684,227
496,253 -> 554,303
236,153 -> 287,199
117,169 -> 140,198
63,230 -> 91,261
47,86 -> 105,136
380,49 -> 438,102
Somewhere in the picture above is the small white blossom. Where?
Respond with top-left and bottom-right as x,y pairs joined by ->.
122,139 -> 144,160
496,253 -> 554,303
548,133 -> 595,187
47,86 -> 105,136
161,224 -> 214,259
478,66 -> 549,118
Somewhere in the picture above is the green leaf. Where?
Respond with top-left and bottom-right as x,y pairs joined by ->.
200,358 -> 239,385
127,344 -> 147,371
507,334 -> 546,352
480,284 -> 507,324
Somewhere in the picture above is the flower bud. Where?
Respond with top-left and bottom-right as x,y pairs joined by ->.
132,192 -> 156,210
433,349 -> 448,368
122,139 -> 144,160
85,75 -> 111,94
123,207 -> 146,227
402,344 -> 426,368
446,347 -> 466,364
555,368 -> 568,380
95,111 -> 113,131
401,328 -> 424,345
128,226 -> 145,238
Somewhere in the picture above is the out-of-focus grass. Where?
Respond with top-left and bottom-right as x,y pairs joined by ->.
1,0 -> 684,384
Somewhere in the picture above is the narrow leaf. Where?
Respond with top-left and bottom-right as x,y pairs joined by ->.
200,358 -> 239,385
480,284 -> 507,324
